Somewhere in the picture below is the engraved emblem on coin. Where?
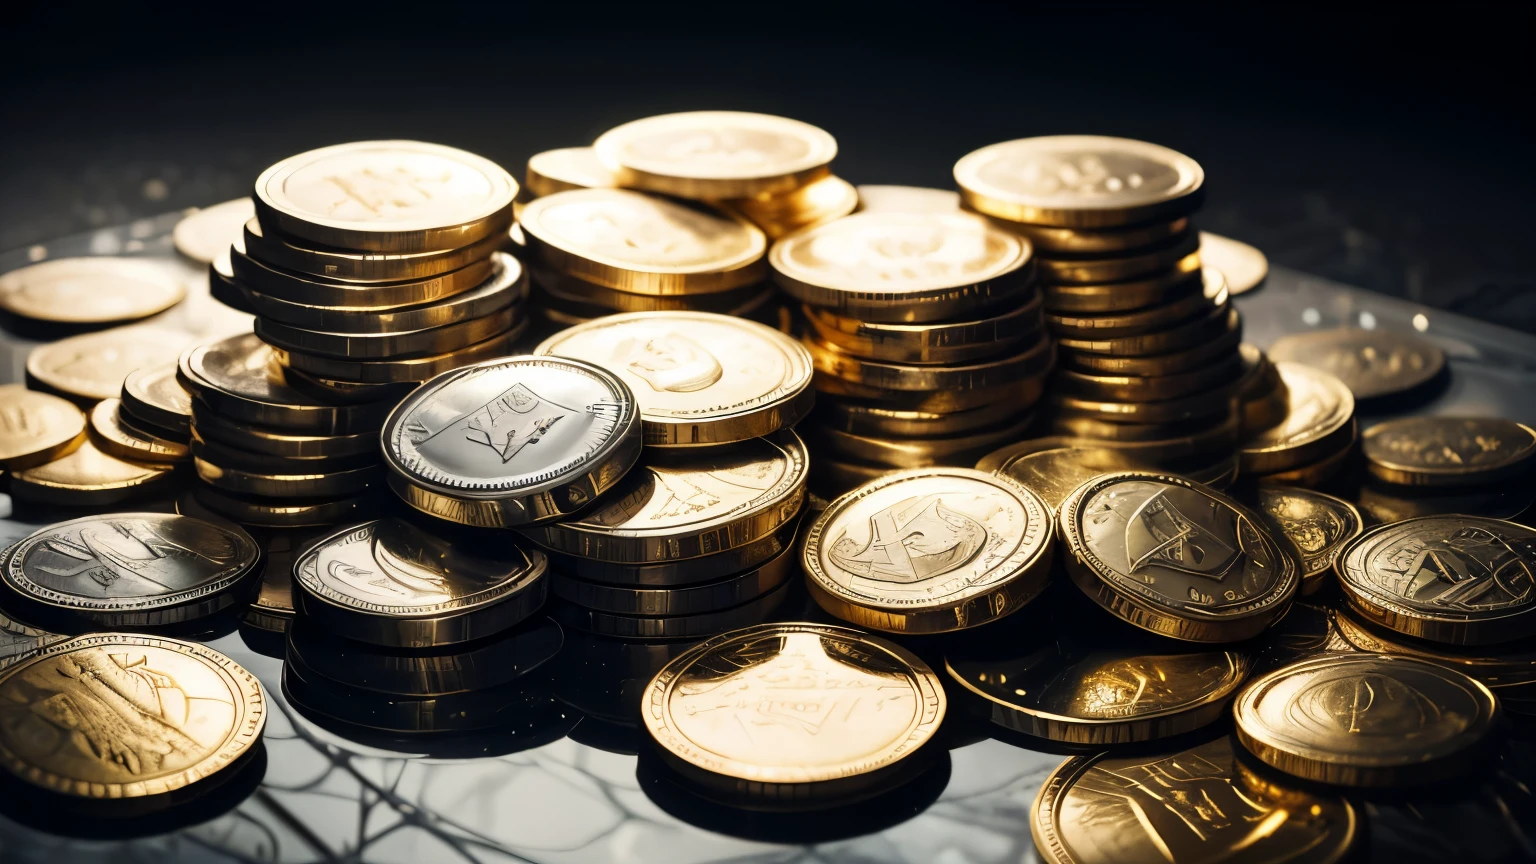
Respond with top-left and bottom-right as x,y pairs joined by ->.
618,332 -> 723,392
1348,518 -> 1535,614
1072,656 -> 1238,718
1257,488 -> 1361,583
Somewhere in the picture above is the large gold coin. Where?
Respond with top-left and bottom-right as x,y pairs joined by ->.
0,257 -> 187,324
641,622 -> 944,805
594,110 -> 837,199
854,184 -> 960,214
955,135 -> 1204,228
1239,362 -> 1355,474
1059,472 -> 1298,642
520,189 -> 766,295
173,198 -> 256,264
7,437 -> 174,506
1234,654 -> 1499,787
253,140 -> 517,253
724,174 -> 859,239
803,467 -> 1054,633
89,398 -> 188,462
533,266 -> 771,316
27,325 -> 197,403
1362,416 -> 1536,487
1268,327 -> 1445,400
524,146 -> 618,197
121,363 -> 194,436
0,634 -> 265,799
803,291 -> 1044,364
1253,486 -> 1361,595
1033,735 -> 1357,864
770,210 -> 1033,322
1198,231 -> 1268,295
0,385 -> 85,470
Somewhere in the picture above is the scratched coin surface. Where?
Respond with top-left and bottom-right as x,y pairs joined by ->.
804,467 -> 1055,633
0,384 -> 85,470
0,257 -> 187,324
642,622 -> 944,797
1363,416 -> 1536,487
1335,515 -> 1536,645
1254,486 -> 1362,594
173,198 -> 256,264
1059,472 -> 1298,642
534,310 -> 813,446
1033,735 -> 1357,864
594,110 -> 838,199
1268,327 -> 1445,400
0,633 -> 265,798
28,326 -> 198,402
1234,653 -> 1499,786
1239,362 -> 1355,474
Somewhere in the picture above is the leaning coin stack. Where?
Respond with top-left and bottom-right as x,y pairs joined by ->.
1238,361 -> 1357,487
773,210 -> 1048,498
1355,416 -> 1536,523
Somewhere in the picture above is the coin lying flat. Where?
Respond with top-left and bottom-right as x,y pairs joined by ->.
1,513 -> 259,629
1235,654 -> 1499,787
173,198 -> 257,264
241,217 -> 506,284
194,456 -> 382,499
258,304 -> 514,360
1254,486 -> 1362,595
853,184 -> 960,214
8,437 -> 175,506
520,189 -> 767,295
594,110 -> 838,199
955,135 -> 1204,228
815,398 -> 1026,439
1336,515 -> 1536,645
1047,267 -> 1224,340
1363,416 -> 1536,487
89,398 -> 189,463
0,634 -> 265,799
803,291 -> 1044,364
270,321 -> 524,385
815,412 -> 1036,470
1332,612 -> 1536,713
1059,309 -> 1241,376
1033,735 -> 1357,864
770,210 -> 1034,322
806,333 -> 1053,393
642,622 -> 944,805
1197,231 -> 1268,295
382,355 -> 643,527
535,311 -> 813,447
1268,327 -> 1445,401
804,467 -> 1054,633
0,385 -> 85,470
726,174 -> 859,240
0,257 -> 187,324
28,326 -> 198,403
525,146 -> 619,197
121,363 -> 194,437
1239,362 -> 1355,474
1060,472 -> 1298,642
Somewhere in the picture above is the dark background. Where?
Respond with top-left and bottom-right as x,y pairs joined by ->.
3,4 -> 1532,329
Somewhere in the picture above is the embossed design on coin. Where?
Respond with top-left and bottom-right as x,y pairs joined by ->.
1268,327 -> 1445,400
0,384 -> 85,470
1256,487 -> 1362,593
1363,416 -> 1536,487
0,257 -> 187,324
594,111 -> 837,198
0,634 -> 265,798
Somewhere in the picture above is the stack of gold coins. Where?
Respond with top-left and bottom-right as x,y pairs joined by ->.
1354,416 -> 1536,522
1238,361 -> 1357,487
772,210 -> 1048,498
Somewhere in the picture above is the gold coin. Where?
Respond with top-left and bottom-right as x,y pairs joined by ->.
0,605 -> 69,672
1033,735 -> 1358,864
724,174 -> 859,239
770,210 -> 1033,322
1054,350 -> 1244,402
179,333 -> 395,433
8,437 -> 174,506
1041,254 -> 1202,313
208,243 -> 256,317
814,413 -> 1036,470
1267,327 -> 1445,400
524,146 -> 619,197
1239,362 -> 1355,474
1035,230 -> 1201,284
978,437 -> 1162,510
1234,654 -> 1499,787
594,110 -> 837,199
1257,442 -> 1355,486
192,483 -> 376,528
1336,515 -> 1536,645
1059,309 -> 1242,376
241,217 -> 507,284
1059,472 -> 1298,642
189,401 -> 377,459
642,622 -> 944,804
121,363 -> 194,436
520,189 -> 766,295
253,140 -> 517,252
803,291 -> 1044,364
0,385 -> 85,470
0,633 -> 264,798
0,257 -> 187,324
1056,301 -> 1236,357
853,184 -> 960,214
27,325 -> 198,403
547,512 -> 803,588
1001,215 -> 1191,256
270,320 -> 525,384
804,467 -> 1054,633
1362,416 -> 1536,487
533,265 -> 771,315
552,541 -> 795,616
258,306 -> 515,360
1048,409 -> 1240,452
194,455 -> 382,499
1049,386 -> 1236,426
535,311 -> 812,446
1253,486 -> 1362,595
89,398 -> 188,462
233,235 -> 497,309
806,333 -> 1053,393
954,135 -> 1204,228
1332,612 -> 1536,699
1198,231 -> 1268,295
173,197 -> 256,264
814,398 -> 1027,439
1046,266 -> 1224,338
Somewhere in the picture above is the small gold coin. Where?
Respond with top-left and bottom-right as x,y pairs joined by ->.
0,633 -> 265,799
254,140 -> 517,252
7,437 -> 174,506
770,210 -> 1033,322
1035,230 -> 1201,284
1048,410 -> 1241,458
121,363 -> 194,436
233,234 -> 498,309
803,290 -> 1044,364
1254,486 -> 1362,595
520,189 -> 766,295
1004,215 -> 1191,256
724,174 -> 859,239
1240,362 -> 1355,474
1048,386 -> 1235,426
1234,654 -> 1499,787
594,110 -> 837,199
1362,416 -> 1536,487
854,184 -> 960,214
0,257 -> 187,324
89,398 -> 188,462
0,385 -> 85,470
642,622 -> 944,804
1198,231 -> 1268,295
1033,735 -> 1358,864
27,325 -> 197,403
173,198 -> 256,264
1054,350 -> 1244,402
533,266 -> 772,316
804,467 -> 1055,633
954,135 -> 1204,228
524,146 -> 619,197
1268,327 -> 1445,400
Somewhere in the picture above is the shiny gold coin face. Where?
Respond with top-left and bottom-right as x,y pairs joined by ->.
854,184 -> 962,214
1363,416 -> 1536,487
1255,487 -> 1361,591
121,363 -> 194,433
535,311 -> 812,446
0,385 -> 85,470
983,440 -> 1157,511
1197,231 -> 1268,295
524,146 -> 619,197
0,257 -> 187,324
1336,515 -> 1536,645
1034,735 -> 1358,864
173,198 -> 256,264
0,633 -> 265,798
9,436 -> 174,504
28,326 -> 197,402
955,135 -> 1204,227
643,623 -> 944,787
804,467 -> 1054,633
1240,362 -> 1354,473
594,110 -> 838,198
1268,327 -> 1445,400
1234,654 -> 1499,787
89,398 -> 189,462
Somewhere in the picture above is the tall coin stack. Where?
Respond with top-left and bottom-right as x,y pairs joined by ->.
956,136 -> 1243,483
